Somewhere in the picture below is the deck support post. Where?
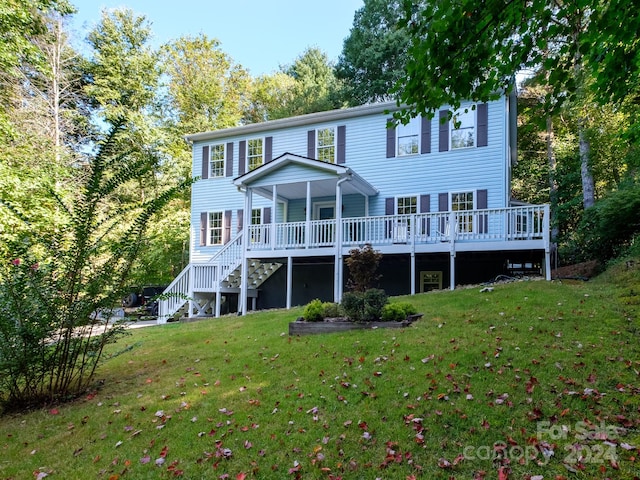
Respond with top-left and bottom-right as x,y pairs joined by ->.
334,176 -> 347,303
449,252 -> 456,290
215,290 -> 221,318
240,190 -> 250,316
286,256 -> 293,309
410,253 -> 416,295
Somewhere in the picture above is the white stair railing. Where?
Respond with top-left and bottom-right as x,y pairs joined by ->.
157,234 -> 244,323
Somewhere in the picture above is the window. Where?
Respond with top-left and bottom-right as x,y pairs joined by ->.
397,117 -> 420,156
397,196 -> 417,215
209,144 -> 225,177
317,127 -> 335,163
451,191 -> 474,233
247,138 -> 263,171
451,108 -> 475,149
208,211 -> 223,245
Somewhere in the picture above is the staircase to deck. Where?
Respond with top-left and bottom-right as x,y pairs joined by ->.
157,234 -> 281,323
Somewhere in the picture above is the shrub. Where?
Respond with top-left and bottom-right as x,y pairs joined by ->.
381,302 -> 417,321
363,288 -> 388,321
345,244 -> 382,292
0,121 -> 190,412
340,291 -> 365,322
341,288 -> 388,322
303,299 -> 325,322
322,302 -> 342,318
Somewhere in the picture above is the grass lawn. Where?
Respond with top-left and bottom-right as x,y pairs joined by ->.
1,261 -> 639,479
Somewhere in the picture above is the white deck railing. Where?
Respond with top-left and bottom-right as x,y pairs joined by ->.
246,205 -> 548,251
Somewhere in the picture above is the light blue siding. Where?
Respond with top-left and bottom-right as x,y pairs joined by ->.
189,98 -> 510,262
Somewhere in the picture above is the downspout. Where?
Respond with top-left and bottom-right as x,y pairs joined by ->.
334,175 -> 350,303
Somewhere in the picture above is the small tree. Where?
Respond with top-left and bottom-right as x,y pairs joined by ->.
345,243 -> 382,292
0,119 -> 190,412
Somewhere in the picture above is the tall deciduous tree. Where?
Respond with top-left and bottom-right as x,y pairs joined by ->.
336,0 -> 409,105
84,8 -> 160,126
396,0 -> 612,209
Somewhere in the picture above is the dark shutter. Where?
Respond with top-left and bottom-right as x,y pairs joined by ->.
386,118 -> 396,158
238,140 -> 246,175
477,103 -> 488,147
263,207 -> 272,224
225,142 -> 234,177
223,210 -> 232,244
420,194 -> 431,235
265,136 -> 273,163
201,146 -> 209,179
420,117 -> 431,154
385,197 -> 395,238
307,130 -> 315,158
439,110 -> 449,152
477,189 -> 488,233
337,125 -> 346,164
237,209 -> 243,232
200,212 -> 208,246
438,192 -> 448,235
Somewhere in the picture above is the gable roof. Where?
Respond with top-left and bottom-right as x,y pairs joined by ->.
185,101 -> 398,144
233,153 -> 378,201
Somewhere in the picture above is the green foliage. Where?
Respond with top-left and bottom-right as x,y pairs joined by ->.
572,181 -> 640,262
345,243 -> 382,292
321,302 -> 342,319
336,0 -> 409,105
341,288 -> 388,322
381,301 -> 417,321
0,120 -> 190,411
302,299 -> 324,322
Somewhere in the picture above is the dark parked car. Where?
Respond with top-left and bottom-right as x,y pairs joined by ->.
122,285 -> 167,316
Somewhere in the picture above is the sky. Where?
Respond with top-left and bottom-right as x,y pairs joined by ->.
68,0 -> 364,76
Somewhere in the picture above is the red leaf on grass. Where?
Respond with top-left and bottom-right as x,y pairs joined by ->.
236,473 -> 247,480
49,409 -> 59,415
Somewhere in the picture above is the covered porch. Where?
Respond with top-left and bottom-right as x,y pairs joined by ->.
233,153 -> 550,314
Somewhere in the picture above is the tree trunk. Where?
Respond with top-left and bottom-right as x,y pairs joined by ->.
579,119 -> 595,209
546,116 -> 559,244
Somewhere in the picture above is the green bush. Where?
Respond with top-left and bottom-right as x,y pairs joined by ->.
340,292 -> 365,322
381,302 -> 417,321
322,302 -> 342,318
303,299 -> 324,322
341,288 -> 388,322
363,288 -> 388,321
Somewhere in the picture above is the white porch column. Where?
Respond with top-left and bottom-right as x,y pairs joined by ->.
215,290 -> 221,318
334,177 -> 346,303
305,181 -> 311,247
240,189 -> 250,315
286,255 -> 293,309
449,252 -> 456,290
271,185 -> 277,250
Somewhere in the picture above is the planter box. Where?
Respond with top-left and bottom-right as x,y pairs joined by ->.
289,314 -> 422,336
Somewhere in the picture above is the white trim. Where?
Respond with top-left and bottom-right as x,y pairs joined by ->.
396,116 -> 421,157
313,201 -> 336,220
450,105 -> 477,150
315,125 -> 337,164
246,136 -> 265,172
208,142 -> 226,178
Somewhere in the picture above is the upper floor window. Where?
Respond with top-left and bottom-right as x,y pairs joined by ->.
397,117 -> 420,156
451,108 -> 475,149
248,138 -> 263,171
317,127 -> 335,163
209,144 -> 225,177
208,211 -> 223,245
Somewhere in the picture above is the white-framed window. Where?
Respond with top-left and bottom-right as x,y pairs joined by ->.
397,116 -> 420,156
208,211 -> 223,245
451,108 -> 475,149
209,144 -> 225,178
316,127 -> 336,163
247,138 -> 263,171
451,191 -> 474,233
396,195 -> 418,215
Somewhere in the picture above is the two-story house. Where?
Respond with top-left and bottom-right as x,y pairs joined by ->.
157,93 -> 550,322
